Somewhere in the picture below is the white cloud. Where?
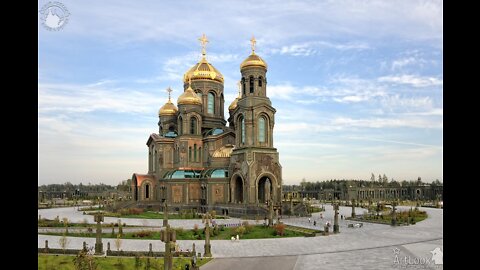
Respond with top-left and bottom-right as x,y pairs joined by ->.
332,116 -> 442,129
39,83 -> 157,114
44,0 -> 442,47
378,75 -> 443,87
269,41 -> 370,56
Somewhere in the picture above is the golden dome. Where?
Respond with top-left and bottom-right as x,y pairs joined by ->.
183,57 -> 224,83
158,99 -> 178,116
159,87 -> 178,116
212,144 -> 235,158
240,52 -> 267,70
228,97 -> 239,111
177,84 -> 202,106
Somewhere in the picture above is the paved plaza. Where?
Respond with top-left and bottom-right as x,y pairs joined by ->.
38,205 -> 443,269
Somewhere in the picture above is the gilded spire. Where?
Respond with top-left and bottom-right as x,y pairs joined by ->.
166,86 -> 173,101
199,33 -> 209,58
250,35 -> 256,55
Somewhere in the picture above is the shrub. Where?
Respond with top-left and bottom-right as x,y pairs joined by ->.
134,230 -> 153,238
235,226 -> 246,236
193,224 -> 199,235
273,223 -> 286,236
242,221 -> 253,233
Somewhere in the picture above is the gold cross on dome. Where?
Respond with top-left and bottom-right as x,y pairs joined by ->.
166,87 -> 172,100
250,35 -> 256,54
199,33 -> 209,56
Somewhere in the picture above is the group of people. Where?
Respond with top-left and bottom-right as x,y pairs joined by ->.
308,216 -> 331,227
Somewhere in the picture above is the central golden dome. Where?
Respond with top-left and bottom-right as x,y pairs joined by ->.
183,57 -> 224,83
183,34 -> 224,83
177,84 -> 202,106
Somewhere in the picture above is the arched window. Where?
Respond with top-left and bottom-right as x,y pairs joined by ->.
258,76 -> 263,87
189,147 -> 192,162
240,116 -> 245,144
242,77 -> 246,95
208,92 -> 215,114
259,116 -> 266,143
249,76 -> 254,93
178,116 -> 183,135
145,184 -> 150,199
190,117 -> 197,135
194,144 -> 197,162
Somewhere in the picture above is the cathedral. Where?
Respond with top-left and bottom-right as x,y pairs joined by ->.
131,34 -> 282,217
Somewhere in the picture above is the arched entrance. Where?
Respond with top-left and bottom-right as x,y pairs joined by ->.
258,177 -> 273,203
231,175 -> 244,203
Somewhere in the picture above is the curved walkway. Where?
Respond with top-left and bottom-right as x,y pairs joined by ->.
38,205 -> 443,269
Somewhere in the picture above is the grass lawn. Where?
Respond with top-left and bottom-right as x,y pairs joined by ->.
38,254 -> 212,270
40,224 -> 306,240
92,211 -> 227,220
38,219 -> 136,228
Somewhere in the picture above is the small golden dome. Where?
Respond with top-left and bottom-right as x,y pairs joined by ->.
159,99 -> 178,116
212,144 -> 235,158
228,97 -> 239,111
240,52 -> 267,70
183,57 -> 224,83
177,85 -> 202,106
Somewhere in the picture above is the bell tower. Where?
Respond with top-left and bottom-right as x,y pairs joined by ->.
229,36 -> 282,207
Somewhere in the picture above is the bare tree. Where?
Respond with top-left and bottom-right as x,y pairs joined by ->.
63,217 -> 69,234
59,233 -> 70,254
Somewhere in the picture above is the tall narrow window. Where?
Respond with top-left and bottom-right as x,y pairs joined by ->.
153,150 -> 157,171
194,144 -> 197,162
145,184 -> 150,199
208,92 -> 215,114
258,76 -> 263,87
149,150 -> 152,171
242,77 -> 246,95
190,117 -> 197,135
249,76 -> 254,93
178,116 -> 183,135
259,117 -> 266,143
240,116 -> 245,144
189,147 -> 192,161
199,147 -> 202,162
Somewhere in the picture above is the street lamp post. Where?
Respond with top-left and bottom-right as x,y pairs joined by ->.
202,212 -> 213,257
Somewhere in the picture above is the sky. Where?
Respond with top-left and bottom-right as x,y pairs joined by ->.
38,0 -> 443,186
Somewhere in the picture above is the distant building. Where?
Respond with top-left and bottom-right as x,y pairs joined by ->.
284,184 -> 443,201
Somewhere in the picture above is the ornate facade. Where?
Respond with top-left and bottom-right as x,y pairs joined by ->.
131,35 -> 282,216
